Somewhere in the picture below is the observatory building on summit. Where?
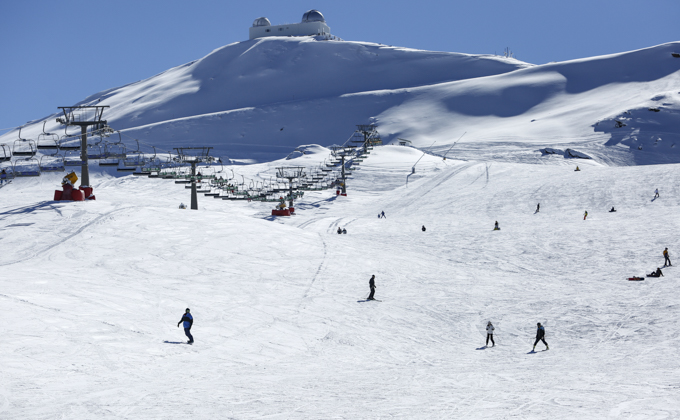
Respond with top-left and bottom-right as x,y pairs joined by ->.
249,10 -> 332,40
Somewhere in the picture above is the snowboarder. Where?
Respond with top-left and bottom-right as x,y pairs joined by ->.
177,308 -> 194,344
533,322 -> 548,351
535,203 -> 540,213
654,188 -> 660,198
179,203 -> 187,209
367,275 -> 376,300
648,267 -> 664,277
493,221 -> 500,231
486,321 -> 495,347
337,227 -> 342,234
663,248 -> 672,267
583,211 -> 588,220
422,225 -> 426,232
609,206 -> 616,213
575,166 -> 580,171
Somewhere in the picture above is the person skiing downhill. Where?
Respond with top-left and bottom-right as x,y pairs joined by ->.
663,248 -> 672,267
583,211 -> 588,220
367,275 -> 376,300
486,321 -> 495,347
536,203 -> 540,213
494,221 -> 500,231
533,322 -> 548,351
422,225 -> 426,232
177,308 -> 194,344
654,188 -> 660,198
379,211 -> 386,219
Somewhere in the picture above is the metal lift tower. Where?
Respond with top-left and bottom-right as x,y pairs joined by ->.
174,147 -> 213,210
56,106 -> 109,190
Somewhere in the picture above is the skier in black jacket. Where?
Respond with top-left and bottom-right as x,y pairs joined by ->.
177,308 -> 194,344
368,275 -> 376,300
533,322 -> 548,351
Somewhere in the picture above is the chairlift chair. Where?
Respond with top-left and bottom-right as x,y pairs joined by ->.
103,132 -> 127,159
39,156 -> 65,172
37,122 -> 60,151
0,144 -> 11,162
13,139 -> 37,157
13,158 -> 41,177
63,150 -> 84,167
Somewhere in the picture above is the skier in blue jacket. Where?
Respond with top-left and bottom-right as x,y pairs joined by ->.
177,308 -> 194,344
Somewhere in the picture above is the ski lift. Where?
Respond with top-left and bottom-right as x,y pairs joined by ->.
13,157 -> 41,177
103,131 -> 127,159
39,155 -> 65,172
58,126 -> 80,150
98,158 -> 120,166
0,144 -> 11,162
123,139 -> 144,167
87,136 -> 106,159
13,127 -> 37,157
37,122 -> 60,151
64,150 -> 84,167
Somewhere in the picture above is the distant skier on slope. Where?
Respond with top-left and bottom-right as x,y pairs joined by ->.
422,225 -> 426,232
494,221 -> 500,231
609,207 -> 616,213
486,321 -> 495,347
0,169 -> 6,185
663,248 -> 672,267
379,211 -> 386,219
583,211 -> 588,220
367,275 -> 376,300
177,308 -> 194,344
654,188 -> 660,198
533,322 -> 548,351
575,166 -> 580,171
536,203 -> 540,213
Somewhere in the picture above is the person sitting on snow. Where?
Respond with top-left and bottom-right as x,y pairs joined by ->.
609,207 -> 616,212
337,227 -> 342,234
648,267 -> 664,277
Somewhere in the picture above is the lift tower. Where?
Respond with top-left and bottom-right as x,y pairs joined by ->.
276,166 -> 305,210
56,106 -> 109,190
174,147 -> 213,210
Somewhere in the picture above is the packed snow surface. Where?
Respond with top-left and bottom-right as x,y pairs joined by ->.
2,145 -> 679,418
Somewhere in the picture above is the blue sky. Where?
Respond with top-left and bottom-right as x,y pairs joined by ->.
1,0 -> 678,131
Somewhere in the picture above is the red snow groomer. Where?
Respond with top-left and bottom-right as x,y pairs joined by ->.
54,171 -> 95,201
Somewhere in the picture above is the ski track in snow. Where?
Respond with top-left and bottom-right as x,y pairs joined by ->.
1,146 -> 680,418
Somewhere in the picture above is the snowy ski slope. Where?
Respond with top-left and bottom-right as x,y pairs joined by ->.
2,146 -> 679,418
2,38 -> 679,163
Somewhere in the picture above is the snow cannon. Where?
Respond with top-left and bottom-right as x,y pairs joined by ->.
54,171 -> 96,201
272,196 -> 291,216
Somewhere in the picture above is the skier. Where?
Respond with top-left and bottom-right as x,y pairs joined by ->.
494,221 -> 500,231
533,322 -> 548,351
486,321 -> 495,347
575,166 -> 580,171
654,188 -> 660,198
422,225 -> 426,232
536,203 -> 540,213
177,308 -> 194,344
367,275 -> 376,300
337,227 -> 342,234
380,211 -> 386,219
609,206 -> 616,213
663,248 -> 672,267
583,211 -> 588,220
0,169 -> 6,185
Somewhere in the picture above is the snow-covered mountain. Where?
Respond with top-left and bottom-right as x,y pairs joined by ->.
1,37 -> 679,163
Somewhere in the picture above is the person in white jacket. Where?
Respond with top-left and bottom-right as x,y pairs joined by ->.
486,321 -> 495,347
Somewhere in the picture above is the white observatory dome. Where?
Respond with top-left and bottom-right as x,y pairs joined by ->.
253,17 -> 271,27
301,10 -> 325,23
